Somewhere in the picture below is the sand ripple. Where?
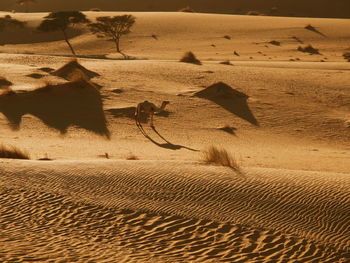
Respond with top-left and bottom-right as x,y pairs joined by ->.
0,160 -> 349,262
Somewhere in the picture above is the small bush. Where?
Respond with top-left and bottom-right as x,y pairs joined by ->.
201,146 -> 238,169
219,60 -> 233,66
269,40 -> 281,46
297,45 -> 320,54
246,10 -> 265,16
343,52 -> 350,62
178,6 -> 195,12
0,144 -> 29,159
126,154 -> 139,160
180,51 -> 201,65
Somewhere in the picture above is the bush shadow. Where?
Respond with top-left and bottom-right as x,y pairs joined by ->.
0,79 -> 110,138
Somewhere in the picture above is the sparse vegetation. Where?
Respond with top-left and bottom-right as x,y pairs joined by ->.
202,146 -> 239,169
269,40 -> 281,46
223,35 -> 231,40
343,52 -> 350,62
0,144 -> 29,159
180,51 -> 201,65
90,8 -> 101,12
38,153 -> 52,161
297,45 -> 320,55
246,10 -> 264,16
88,15 -> 136,58
126,154 -> 139,160
178,6 -> 195,13
37,11 -> 90,56
219,60 -> 233,66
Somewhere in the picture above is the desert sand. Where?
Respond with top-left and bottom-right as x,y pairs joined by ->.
0,11 -> 349,262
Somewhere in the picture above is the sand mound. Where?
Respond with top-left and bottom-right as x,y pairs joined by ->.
0,79 -> 110,138
195,82 -> 258,126
0,160 -> 349,262
51,59 -> 100,81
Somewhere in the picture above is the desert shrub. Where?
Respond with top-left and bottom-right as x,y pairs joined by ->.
126,154 -> 139,160
269,40 -> 281,46
297,45 -> 320,54
178,6 -> 195,12
246,10 -> 264,16
343,52 -> 350,62
223,35 -> 231,40
201,146 -> 238,169
180,51 -> 201,65
219,60 -> 233,66
0,144 -> 29,159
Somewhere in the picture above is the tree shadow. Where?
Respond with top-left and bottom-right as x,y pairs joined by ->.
0,27 -> 81,45
107,107 -> 171,123
194,82 -> 259,126
0,79 -> 110,138
137,123 -> 198,152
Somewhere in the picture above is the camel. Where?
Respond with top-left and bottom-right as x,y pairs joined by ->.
135,100 -> 170,127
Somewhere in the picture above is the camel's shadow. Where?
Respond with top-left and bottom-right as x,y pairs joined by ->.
137,123 -> 198,152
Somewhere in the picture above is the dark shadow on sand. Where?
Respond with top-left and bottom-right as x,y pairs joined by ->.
137,123 -> 198,152
194,82 -> 259,126
0,27 -> 81,45
0,79 -> 110,138
304,25 -> 327,37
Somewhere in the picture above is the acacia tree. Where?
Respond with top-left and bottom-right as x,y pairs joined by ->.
88,15 -> 136,58
0,15 -> 26,32
16,0 -> 37,13
37,11 -> 90,56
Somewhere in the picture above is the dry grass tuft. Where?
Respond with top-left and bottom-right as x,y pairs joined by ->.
0,144 -> 30,160
180,51 -> 202,65
126,154 -> 139,160
297,44 -> 320,54
343,52 -> 350,62
201,146 -> 238,169
246,10 -> 265,16
219,60 -> 233,66
90,8 -> 101,12
178,6 -> 195,13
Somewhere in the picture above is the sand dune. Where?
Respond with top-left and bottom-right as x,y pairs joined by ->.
1,0 -> 350,18
0,10 -> 349,262
0,160 -> 349,262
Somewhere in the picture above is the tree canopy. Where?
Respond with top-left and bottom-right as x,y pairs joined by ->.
37,11 -> 90,32
37,11 -> 90,56
88,15 -> 136,55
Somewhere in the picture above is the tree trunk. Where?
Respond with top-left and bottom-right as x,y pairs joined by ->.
62,29 -> 76,56
114,37 -> 120,53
